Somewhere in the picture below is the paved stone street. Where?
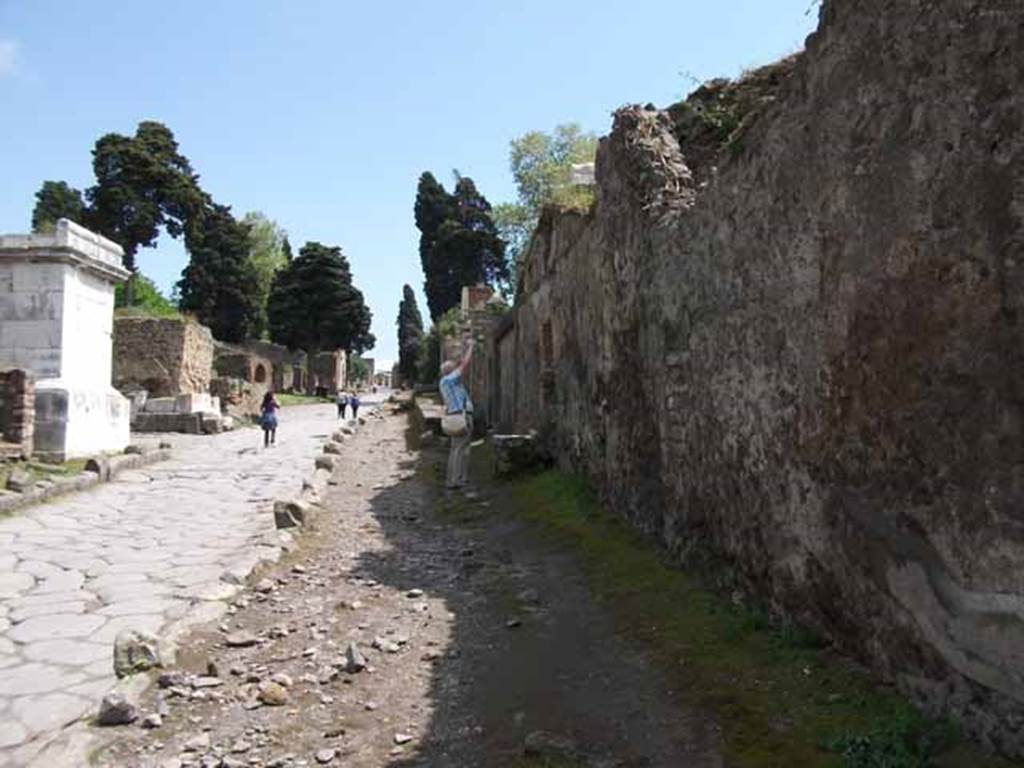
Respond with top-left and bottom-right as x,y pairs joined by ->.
0,404 -> 342,766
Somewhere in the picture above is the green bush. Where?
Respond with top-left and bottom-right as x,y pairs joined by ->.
115,273 -> 179,317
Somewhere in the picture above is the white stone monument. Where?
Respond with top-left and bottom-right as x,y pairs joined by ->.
0,219 -> 131,460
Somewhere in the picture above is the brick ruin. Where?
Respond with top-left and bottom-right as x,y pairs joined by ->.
110,317 -> 350,428
484,0 -> 1024,752
0,370 -> 34,460
113,316 -> 214,398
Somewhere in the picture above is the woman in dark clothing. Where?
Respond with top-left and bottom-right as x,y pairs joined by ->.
260,391 -> 281,447
350,393 -> 361,420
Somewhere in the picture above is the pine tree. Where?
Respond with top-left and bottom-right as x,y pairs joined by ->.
87,121 -> 204,273
267,242 -> 375,359
396,284 -> 424,385
177,204 -> 263,342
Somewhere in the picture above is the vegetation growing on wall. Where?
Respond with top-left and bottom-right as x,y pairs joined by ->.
666,55 -> 800,183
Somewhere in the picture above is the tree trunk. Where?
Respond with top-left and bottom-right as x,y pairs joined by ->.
306,348 -> 318,396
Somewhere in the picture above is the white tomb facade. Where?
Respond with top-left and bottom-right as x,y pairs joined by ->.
0,219 -> 131,459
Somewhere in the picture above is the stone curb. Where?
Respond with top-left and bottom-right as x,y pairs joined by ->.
0,448 -> 173,517
271,416 -> 364,531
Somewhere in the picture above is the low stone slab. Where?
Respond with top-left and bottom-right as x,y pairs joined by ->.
273,499 -> 311,530
113,628 -> 162,678
492,434 -> 546,477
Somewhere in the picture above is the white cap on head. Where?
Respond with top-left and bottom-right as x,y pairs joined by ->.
441,360 -> 457,376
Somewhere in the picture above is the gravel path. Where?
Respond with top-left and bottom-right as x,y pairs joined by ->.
0,404 -> 341,766
92,407 -> 721,768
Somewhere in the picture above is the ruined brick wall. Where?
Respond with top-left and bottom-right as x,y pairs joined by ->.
213,351 -> 273,385
113,317 -> 213,397
0,369 -> 34,458
509,0 -> 1024,751
237,341 -> 305,392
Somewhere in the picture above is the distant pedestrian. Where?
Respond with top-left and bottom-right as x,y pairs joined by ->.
350,393 -> 361,420
336,390 -> 349,419
260,390 -> 280,448
439,338 -> 475,491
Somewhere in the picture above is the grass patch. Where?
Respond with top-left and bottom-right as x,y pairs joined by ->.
276,393 -> 332,407
496,470 -> 1018,768
1,458 -> 89,490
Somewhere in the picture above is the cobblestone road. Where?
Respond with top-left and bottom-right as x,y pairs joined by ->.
0,404 -> 341,766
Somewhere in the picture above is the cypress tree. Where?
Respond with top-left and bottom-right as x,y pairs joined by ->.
396,284 -> 424,385
413,171 -> 508,320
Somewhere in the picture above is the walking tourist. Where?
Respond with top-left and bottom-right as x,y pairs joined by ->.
350,393 -> 361,420
439,337 -> 475,491
336,390 -> 349,419
260,390 -> 281,448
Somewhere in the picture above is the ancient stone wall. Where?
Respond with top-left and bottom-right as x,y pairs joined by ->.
113,317 -> 213,397
506,0 -> 1024,751
0,369 -> 34,459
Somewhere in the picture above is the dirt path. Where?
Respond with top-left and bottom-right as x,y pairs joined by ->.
92,407 -> 722,768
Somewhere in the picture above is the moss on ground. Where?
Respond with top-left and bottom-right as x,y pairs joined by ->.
493,470 -> 1019,768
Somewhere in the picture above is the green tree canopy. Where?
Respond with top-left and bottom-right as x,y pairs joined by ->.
348,356 -> 370,384
177,204 -> 263,343
493,123 -> 598,291
86,121 -> 205,273
508,124 -> 598,213
241,211 -> 288,338
114,273 -> 178,317
396,284 -> 424,385
31,181 -> 86,233
414,171 -> 508,320
267,241 -> 375,357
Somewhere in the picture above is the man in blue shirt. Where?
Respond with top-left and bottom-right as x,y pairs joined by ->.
439,338 -> 475,490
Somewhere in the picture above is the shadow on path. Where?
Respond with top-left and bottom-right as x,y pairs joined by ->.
350,422 -> 722,767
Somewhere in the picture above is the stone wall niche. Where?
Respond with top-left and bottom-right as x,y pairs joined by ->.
0,219 -> 130,460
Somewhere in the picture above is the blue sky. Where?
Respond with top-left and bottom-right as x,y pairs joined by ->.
0,1 -> 819,363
